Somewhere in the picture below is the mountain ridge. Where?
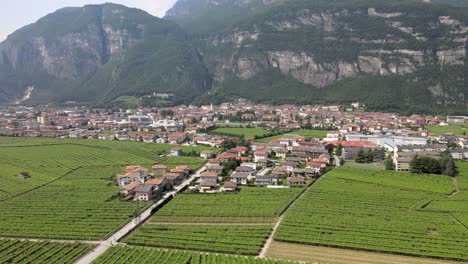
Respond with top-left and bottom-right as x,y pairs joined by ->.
0,3 -> 211,105
0,1 -> 467,114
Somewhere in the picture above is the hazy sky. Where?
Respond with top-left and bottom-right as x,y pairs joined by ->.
0,0 -> 178,41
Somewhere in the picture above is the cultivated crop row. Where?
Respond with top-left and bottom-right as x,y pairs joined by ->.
0,239 -> 93,264
274,167 -> 468,261
93,246 -> 298,264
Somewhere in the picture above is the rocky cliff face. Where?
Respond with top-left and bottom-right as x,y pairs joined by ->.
0,0 -> 466,113
206,6 -> 467,88
0,3 -> 211,104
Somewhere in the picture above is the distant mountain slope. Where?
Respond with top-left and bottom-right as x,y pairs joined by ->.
164,0 -> 286,34
0,1 -> 466,114
0,3 -> 211,105
168,0 -> 467,114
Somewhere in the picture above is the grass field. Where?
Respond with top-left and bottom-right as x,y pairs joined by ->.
210,127 -> 272,138
274,166 -> 468,261
426,124 -> 467,136
0,137 -> 209,199
93,246 -> 298,264
0,239 -> 93,264
124,187 -> 303,255
258,129 -> 327,142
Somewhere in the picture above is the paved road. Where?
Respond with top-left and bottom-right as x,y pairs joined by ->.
74,165 -> 207,264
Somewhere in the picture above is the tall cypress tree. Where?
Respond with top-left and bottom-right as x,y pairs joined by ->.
444,156 -> 457,177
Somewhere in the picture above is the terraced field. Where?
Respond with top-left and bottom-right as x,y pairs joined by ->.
125,187 -> 303,255
274,166 -> 468,261
0,239 -> 93,264
93,246 -> 298,264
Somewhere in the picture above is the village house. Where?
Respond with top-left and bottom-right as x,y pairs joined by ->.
170,147 -> 183,156
275,148 -> 288,159
133,185 -> 154,201
207,159 -> 222,166
200,171 -> 219,183
306,161 -> 326,173
198,181 -> 219,193
121,181 -> 141,196
162,173 -> 184,186
235,166 -> 255,176
146,178 -> 167,191
170,166 -> 190,177
200,150 -> 214,159
152,164 -> 168,176
254,151 -> 268,162
116,166 -> 150,187
287,176 -> 306,186
156,137 -> 167,144
168,132 -> 186,144
217,152 -> 237,162
292,168 -> 316,178
282,161 -> 299,172
222,181 -> 238,192
230,172 -> 250,185
206,165 -> 224,175
450,149 -> 467,160
256,173 -> 280,186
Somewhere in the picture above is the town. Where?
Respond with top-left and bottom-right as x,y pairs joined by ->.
1,101 -> 466,202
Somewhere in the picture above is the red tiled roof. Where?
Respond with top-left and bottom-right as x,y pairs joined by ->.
329,141 -> 378,148
201,171 -> 218,178
123,181 -> 141,191
147,179 -> 163,185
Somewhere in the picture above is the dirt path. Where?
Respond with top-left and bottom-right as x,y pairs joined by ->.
147,222 -> 271,226
449,177 -> 461,198
266,241 -> 463,264
258,178 -> 319,258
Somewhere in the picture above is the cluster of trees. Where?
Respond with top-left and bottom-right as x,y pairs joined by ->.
410,152 -> 458,176
160,110 -> 174,117
355,148 -> 386,163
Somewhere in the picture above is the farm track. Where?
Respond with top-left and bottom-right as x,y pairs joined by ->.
449,177 -> 461,198
146,222 -> 272,226
448,213 -> 468,231
258,178 -> 320,258
266,241 -> 464,264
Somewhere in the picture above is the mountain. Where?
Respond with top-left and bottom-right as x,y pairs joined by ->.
0,3 -> 211,105
0,1 -> 467,114
165,0 -> 285,34
168,0 -> 468,114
